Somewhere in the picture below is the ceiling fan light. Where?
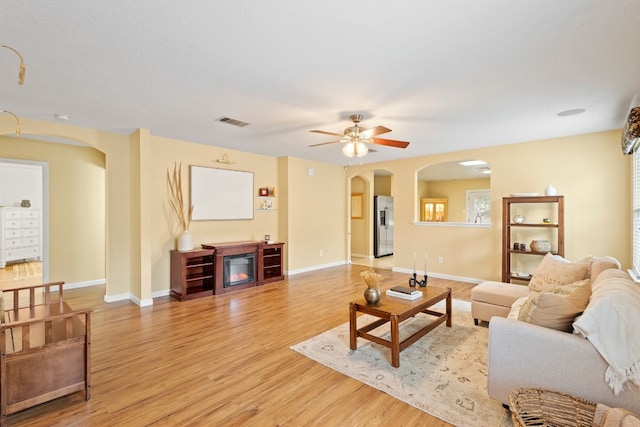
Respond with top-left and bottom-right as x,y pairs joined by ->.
355,142 -> 368,157
342,143 -> 355,157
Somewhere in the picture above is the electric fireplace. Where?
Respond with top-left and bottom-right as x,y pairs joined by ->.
223,253 -> 255,288
199,241 -> 283,295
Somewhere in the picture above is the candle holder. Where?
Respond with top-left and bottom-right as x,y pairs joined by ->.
408,272 -> 428,287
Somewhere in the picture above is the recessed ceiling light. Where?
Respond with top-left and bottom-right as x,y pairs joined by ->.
54,113 -> 69,121
557,108 -> 586,117
459,160 -> 487,166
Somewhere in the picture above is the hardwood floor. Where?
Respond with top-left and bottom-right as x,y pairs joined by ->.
6,265 -> 476,426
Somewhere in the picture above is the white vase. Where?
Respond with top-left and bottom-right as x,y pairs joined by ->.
545,184 -> 557,196
177,230 -> 194,252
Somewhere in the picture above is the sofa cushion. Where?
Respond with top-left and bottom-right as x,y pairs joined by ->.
528,253 -> 590,292
516,279 -> 591,332
471,281 -> 530,307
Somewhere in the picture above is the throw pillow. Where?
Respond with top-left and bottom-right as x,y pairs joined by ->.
507,296 -> 529,319
517,279 -> 591,332
528,253 -> 590,292
576,255 -> 621,283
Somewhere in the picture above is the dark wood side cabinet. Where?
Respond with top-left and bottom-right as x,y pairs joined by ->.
170,249 -> 215,301
259,242 -> 284,284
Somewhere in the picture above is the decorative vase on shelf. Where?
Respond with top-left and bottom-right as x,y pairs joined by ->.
513,214 -> 525,224
177,230 -> 194,252
530,239 -> 551,253
545,184 -> 557,196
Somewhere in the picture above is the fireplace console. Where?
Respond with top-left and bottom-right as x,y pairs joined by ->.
170,241 -> 284,300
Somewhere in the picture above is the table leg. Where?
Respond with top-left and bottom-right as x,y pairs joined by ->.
349,302 -> 357,350
390,314 -> 400,368
446,288 -> 452,327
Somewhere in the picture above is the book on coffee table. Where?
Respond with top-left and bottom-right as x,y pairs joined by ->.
386,288 -> 422,300
390,286 -> 421,295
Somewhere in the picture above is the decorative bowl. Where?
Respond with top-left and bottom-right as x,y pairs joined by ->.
513,215 -> 526,224
530,240 -> 551,252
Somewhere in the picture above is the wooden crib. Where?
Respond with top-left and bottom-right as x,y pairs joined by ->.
0,282 -> 92,425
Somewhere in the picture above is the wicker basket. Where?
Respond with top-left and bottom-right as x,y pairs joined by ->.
509,388 -> 597,427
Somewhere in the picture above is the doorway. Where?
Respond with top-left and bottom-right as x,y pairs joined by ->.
0,159 -> 48,289
349,170 -> 394,270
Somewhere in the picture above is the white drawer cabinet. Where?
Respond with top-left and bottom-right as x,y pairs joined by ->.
0,207 -> 41,268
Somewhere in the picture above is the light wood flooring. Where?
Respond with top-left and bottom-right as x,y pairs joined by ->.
5,264 -> 476,426
350,255 -> 394,270
0,262 -> 43,290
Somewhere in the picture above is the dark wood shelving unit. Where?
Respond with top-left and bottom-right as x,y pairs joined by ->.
502,196 -> 564,283
259,242 -> 284,284
170,249 -> 215,301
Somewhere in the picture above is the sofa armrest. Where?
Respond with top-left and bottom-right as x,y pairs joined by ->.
487,317 -> 640,414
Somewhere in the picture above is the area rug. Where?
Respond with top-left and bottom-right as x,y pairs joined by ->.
291,299 -> 512,427
12,261 -> 42,280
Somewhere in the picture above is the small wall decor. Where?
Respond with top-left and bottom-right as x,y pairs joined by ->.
259,187 -> 269,197
215,153 -> 235,164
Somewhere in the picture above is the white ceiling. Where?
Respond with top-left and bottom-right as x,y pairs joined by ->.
1,1 -> 639,166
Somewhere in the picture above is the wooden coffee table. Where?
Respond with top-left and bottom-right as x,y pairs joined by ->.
349,286 -> 452,368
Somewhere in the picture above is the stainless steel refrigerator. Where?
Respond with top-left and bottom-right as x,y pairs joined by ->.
374,195 -> 394,257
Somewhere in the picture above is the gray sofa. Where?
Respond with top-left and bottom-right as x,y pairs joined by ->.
483,261 -> 640,414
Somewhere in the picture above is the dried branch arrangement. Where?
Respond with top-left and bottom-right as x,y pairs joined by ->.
360,269 -> 384,289
167,162 -> 193,232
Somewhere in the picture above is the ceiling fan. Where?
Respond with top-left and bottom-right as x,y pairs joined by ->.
309,114 -> 410,158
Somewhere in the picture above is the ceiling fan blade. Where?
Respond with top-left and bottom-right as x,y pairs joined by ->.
371,137 -> 410,148
361,125 -> 391,138
308,139 -> 341,147
310,130 -> 344,137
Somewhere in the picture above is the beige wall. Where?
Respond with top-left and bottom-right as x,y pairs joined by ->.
374,175 -> 392,196
348,130 -> 631,281
281,157 -> 347,271
147,135 -> 283,293
1,119 -> 348,303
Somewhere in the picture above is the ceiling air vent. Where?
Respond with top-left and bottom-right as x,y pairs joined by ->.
215,116 -> 250,127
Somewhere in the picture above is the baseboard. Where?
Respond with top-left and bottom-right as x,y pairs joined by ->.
286,260 -> 347,276
63,278 -> 106,290
104,292 -> 153,307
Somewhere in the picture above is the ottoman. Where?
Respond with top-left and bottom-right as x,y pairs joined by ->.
471,281 -> 530,325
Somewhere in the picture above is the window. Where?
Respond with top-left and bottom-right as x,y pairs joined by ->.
466,189 -> 491,224
632,150 -> 640,279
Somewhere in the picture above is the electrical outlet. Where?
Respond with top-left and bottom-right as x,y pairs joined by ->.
320,249 -> 323,256
438,256 -> 444,264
